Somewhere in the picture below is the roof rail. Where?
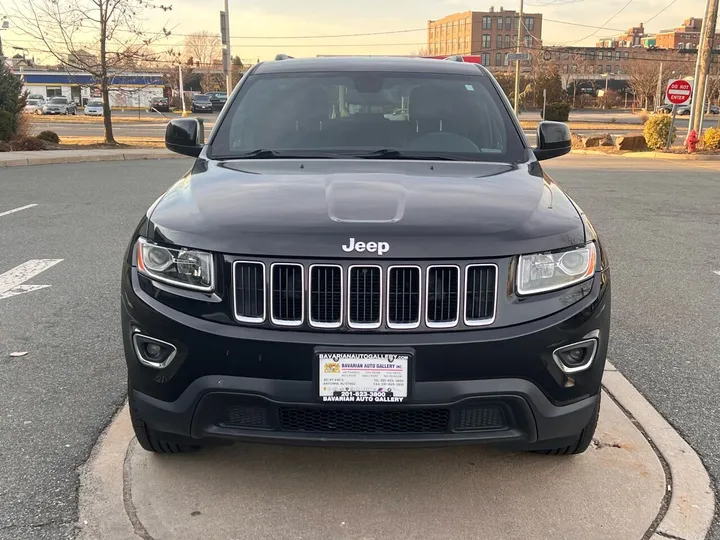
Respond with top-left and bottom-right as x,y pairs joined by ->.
274,54 -> 294,61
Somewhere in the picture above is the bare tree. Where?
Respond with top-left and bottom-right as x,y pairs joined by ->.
183,31 -> 220,92
623,60 -> 661,110
9,0 -> 172,144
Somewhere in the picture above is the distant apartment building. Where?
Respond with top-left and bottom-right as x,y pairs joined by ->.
654,17 -> 720,49
596,23 -> 646,48
427,7 -> 542,69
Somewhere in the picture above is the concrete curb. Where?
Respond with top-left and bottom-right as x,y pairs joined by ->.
603,361 -> 715,540
570,149 -> 720,160
0,151 -> 187,167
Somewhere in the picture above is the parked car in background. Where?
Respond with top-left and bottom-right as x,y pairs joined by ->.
149,96 -> 170,113
43,96 -> 77,115
191,94 -> 213,113
24,98 -> 45,115
206,92 -> 227,111
675,103 -> 719,116
84,100 -> 104,116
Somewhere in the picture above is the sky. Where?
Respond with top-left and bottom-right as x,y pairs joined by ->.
0,0 -> 710,65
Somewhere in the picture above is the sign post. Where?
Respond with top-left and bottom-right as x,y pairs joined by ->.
664,79 -> 692,150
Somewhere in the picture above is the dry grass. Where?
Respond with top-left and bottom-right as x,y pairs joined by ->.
29,114 -> 172,125
519,121 -> 644,131
57,136 -> 165,148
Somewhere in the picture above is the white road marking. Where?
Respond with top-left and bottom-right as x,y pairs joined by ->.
0,259 -> 63,299
714,271 -> 720,276
0,204 -> 38,218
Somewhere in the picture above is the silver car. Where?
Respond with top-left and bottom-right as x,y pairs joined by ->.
42,96 -> 77,115
24,99 -> 45,115
84,100 -> 104,116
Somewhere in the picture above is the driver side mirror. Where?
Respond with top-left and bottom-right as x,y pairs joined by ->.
165,118 -> 204,157
533,121 -> 572,161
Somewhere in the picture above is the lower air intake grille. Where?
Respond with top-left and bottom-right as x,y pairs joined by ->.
223,405 -> 271,429
387,266 -> 421,327
278,407 -> 450,433
426,266 -> 459,326
271,264 -> 303,325
348,266 -> 381,327
233,262 -> 265,322
455,406 -> 507,431
465,265 -> 497,324
310,265 -> 342,327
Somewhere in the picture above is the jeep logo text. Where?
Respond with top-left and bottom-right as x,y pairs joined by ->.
341,238 -> 389,255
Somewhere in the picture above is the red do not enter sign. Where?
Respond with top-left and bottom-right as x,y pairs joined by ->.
666,79 -> 692,105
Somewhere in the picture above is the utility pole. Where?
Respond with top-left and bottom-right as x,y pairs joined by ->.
178,64 -> 187,117
513,0 -> 524,115
689,0 -> 718,136
655,62 -> 663,110
221,0 -> 232,95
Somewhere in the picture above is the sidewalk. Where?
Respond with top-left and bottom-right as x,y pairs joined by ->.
76,363 -> 715,540
0,149 -> 185,168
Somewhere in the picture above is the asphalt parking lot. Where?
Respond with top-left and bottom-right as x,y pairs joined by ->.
0,155 -> 719,539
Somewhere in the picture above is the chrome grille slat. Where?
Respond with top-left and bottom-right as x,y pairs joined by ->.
348,265 -> 382,328
309,265 -> 343,328
232,261 -> 266,323
271,263 -> 304,326
387,266 -> 421,328
464,264 -> 498,326
426,265 -> 460,328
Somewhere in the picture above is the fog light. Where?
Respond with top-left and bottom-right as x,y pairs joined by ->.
132,334 -> 177,369
552,338 -> 598,374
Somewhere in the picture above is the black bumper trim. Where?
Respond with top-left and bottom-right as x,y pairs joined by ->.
131,375 -> 598,447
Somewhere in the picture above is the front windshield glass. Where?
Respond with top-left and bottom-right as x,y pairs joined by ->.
88,101 -> 102,107
210,71 -> 525,162
195,95 -> 210,101
49,97 -> 67,104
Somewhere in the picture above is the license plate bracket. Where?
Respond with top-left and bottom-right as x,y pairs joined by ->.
314,349 -> 414,404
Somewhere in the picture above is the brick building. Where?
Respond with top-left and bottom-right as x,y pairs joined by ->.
654,17 -> 720,49
596,23 -> 646,48
427,8 -> 542,69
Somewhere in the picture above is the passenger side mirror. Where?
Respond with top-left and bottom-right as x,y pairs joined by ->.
533,121 -> 572,161
165,118 -> 204,157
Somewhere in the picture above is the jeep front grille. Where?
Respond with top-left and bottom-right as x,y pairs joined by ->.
231,260 -> 497,331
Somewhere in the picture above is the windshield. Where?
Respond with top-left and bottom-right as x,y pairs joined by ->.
27,100 -> 39,105
87,101 -> 103,107
210,71 -> 525,162
194,95 -> 210,101
49,98 -> 67,104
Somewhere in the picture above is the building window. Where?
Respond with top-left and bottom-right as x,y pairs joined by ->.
497,16 -> 503,29
506,16 -> 511,29
588,50 -> 595,60
459,19 -> 464,31
571,64 -> 578,73
466,35 -> 470,46
514,16 -> 519,30
466,17 -> 470,24
523,36 -> 532,47
46,87 -> 62,97
525,17 -> 534,31
481,52 -> 491,65
597,64 -> 602,73
614,51 -> 620,60
598,51 -> 603,60
624,51 -> 629,59
563,64 -> 568,73
561,52 -> 569,60
482,34 -> 491,48
606,64 -> 612,73
495,52 -> 503,65
497,34 -> 503,48
505,34 -> 511,48
615,64 -> 621,74
588,65 -> 594,74
483,16 -> 492,29
458,38 -> 462,51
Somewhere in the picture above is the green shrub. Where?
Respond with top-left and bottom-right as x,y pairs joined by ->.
702,127 -> 720,150
10,137 -> 47,151
37,130 -> 60,144
643,114 -> 676,150
0,110 -> 13,142
543,102 -> 571,122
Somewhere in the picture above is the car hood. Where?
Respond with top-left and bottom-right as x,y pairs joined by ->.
147,159 -> 585,259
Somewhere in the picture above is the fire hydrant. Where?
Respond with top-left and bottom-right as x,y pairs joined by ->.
687,129 -> 698,153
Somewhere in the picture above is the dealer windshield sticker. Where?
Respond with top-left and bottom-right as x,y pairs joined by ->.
318,353 -> 409,403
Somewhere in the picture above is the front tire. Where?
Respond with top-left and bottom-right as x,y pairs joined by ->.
128,386 -> 202,454
533,395 -> 600,456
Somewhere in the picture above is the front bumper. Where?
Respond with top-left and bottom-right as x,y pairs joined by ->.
123,264 -> 610,448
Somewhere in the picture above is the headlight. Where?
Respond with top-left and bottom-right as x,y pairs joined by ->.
136,238 -> 214,292
517,242 -> 596,295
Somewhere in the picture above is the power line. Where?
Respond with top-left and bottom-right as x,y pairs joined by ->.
643,0 -> 678,25
565,0 -> 634,45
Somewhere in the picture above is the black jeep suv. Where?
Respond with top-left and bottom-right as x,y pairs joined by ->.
122,56 -> 610,455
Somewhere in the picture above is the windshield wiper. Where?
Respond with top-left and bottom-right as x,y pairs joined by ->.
356,148 -> 459,161
231,149 -> 344,159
